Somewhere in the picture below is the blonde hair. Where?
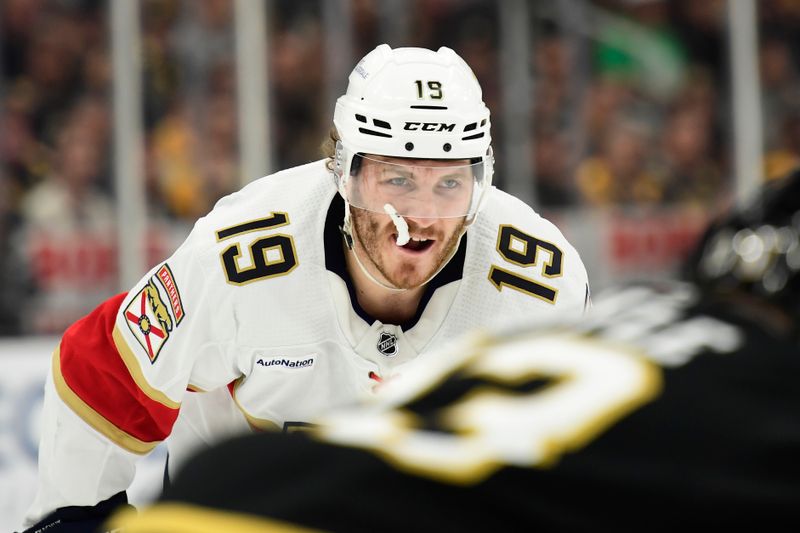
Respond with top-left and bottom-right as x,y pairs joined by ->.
321,126 -> 339,171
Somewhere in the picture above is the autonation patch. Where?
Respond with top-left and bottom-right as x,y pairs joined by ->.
256,355 -> 316,370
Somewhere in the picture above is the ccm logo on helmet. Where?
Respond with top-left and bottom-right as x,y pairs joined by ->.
404,122 -> 456,132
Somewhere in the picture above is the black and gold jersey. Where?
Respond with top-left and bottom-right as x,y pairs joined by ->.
113,281 -> 800,532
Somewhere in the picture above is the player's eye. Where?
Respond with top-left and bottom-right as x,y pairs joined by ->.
385,176 -> 412,188
439,178 -> 461,190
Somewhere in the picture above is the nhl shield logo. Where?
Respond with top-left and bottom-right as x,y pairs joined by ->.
377,331 -> 398,357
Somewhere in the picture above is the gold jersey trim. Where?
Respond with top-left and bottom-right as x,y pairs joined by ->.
113,325 -> 181,409
231,377 -> 281,432
52,347 -> 161,455
110,503 -> 324,533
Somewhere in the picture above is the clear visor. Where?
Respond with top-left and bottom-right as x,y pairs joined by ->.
343,153 -> 491,219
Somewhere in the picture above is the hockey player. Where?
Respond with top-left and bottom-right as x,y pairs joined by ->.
21,45 -> 590,532
113,169 -> 800,532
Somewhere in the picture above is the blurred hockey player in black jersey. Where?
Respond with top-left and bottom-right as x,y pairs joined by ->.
113,169 -> 800,531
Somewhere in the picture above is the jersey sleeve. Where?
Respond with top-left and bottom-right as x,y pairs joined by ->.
24,218 -> 239,527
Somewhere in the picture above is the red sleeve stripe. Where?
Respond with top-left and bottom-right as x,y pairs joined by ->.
112,326 -> 181,409
53,347 -> 160,455
55,293 -> 181,453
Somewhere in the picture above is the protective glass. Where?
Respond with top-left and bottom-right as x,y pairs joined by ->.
343,153 -> 492,219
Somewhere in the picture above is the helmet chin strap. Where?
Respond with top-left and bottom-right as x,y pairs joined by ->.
341,201 -> 467,294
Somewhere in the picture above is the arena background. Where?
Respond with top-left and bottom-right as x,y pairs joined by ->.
1,1 -> 798,530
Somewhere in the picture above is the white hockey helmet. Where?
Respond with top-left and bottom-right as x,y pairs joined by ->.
333,44 -> 493,221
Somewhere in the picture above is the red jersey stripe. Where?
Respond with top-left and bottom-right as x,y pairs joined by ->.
56,293 -> 181,452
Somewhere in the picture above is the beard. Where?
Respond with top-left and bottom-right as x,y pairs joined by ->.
350,208 -> 466,289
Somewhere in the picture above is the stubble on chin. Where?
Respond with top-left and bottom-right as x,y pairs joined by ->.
350,208 -> 466,289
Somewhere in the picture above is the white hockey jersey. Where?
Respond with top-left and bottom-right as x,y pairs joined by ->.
25,160 -> 589,525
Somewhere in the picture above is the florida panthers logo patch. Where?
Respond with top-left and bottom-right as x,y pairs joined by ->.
123,269 -> 181,363
377,331 -> 398,357
155,264 -> 185,325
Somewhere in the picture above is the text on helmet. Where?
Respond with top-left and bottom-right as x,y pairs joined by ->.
404,122 -> 456,132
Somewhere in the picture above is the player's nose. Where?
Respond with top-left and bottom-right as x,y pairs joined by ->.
403,211 -> 439,228
404,193 -> 443,223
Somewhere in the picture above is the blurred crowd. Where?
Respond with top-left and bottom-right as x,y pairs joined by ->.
1,0 -> 799,335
